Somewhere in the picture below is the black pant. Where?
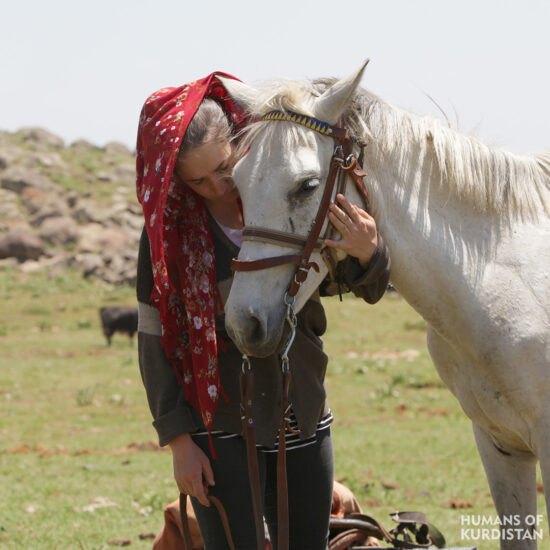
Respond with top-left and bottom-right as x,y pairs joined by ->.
191,428 -> 334,550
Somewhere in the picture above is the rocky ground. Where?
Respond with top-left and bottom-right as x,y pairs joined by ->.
0,127 -> 142,285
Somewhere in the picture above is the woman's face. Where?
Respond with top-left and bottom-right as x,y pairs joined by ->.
175,140 -> 238,204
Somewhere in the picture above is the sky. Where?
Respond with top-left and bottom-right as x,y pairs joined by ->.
2,0 -> 549,154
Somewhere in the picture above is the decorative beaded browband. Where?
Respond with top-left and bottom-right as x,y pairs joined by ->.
262,110 -> 336,137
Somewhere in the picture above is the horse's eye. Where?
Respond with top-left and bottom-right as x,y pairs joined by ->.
297,178 -> 320,195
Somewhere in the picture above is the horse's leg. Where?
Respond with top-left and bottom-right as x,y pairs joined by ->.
473,423 -> 538,550
533,428 -> 550,546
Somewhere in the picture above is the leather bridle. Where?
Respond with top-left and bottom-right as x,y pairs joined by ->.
227,110 -> 371,550
231,109 -> 370,299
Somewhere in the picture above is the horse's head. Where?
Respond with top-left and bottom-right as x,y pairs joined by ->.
219,62 -> 369,357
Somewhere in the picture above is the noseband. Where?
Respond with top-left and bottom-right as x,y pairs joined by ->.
231,109 -> 370,298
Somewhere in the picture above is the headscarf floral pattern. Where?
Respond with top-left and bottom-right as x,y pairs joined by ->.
136,72 -> 248,434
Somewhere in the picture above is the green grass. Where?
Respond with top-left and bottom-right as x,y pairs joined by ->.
0,271 -> 547,549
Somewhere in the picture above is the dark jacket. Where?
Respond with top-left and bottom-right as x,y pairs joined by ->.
136,219 -> 390,447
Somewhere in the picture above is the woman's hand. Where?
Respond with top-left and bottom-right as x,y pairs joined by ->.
324,194 -> 378,268
168,433 -> 214,507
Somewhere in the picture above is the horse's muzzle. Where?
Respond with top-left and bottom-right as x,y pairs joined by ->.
224,303 -> 287,358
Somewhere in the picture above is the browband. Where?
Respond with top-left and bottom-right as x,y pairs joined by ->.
261,110 -> 349,141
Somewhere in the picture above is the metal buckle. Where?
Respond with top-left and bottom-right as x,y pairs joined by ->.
281,292 -> 297,372
241,354 -> 252,374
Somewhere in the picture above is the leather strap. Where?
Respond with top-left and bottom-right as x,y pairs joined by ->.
286,153 -> 342,297
179,493 -> 194,550
179,493 -> 236,550
231,254 -> 303,272
240,368 -> 266,550
328,528 -> 368,550
242,226 -> 323,251
276,369 -> 292,550
335,513 -> 394,544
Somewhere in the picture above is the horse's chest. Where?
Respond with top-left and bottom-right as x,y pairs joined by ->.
428,329 -> 539,451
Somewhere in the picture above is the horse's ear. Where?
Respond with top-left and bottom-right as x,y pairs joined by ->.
313,60 -> 369,124
218,76 -> 260,111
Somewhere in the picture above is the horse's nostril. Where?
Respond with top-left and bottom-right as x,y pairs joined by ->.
248,314 -> 267,345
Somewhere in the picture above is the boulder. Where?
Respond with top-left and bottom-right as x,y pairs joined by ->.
77,223 -> 128,254
1,166 -> 56,194
104,142 -> 132,157
38,216 -> 79,246
69,139 -> 101,152
71,201 -> 110,224
27,151 -> 67,170
0,230 -> 45,261
18,254 -> 70,275
71,253 -> 104,278
0,189 -> 23,224
66,190 -> 79,208
99,255 -> 137,285
21,187 -> 58,216
17,127 -> 65,149
0,145 -> 24,170
30,201 -> 69,227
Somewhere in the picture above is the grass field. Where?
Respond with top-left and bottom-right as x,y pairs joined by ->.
0,268 -> 547,549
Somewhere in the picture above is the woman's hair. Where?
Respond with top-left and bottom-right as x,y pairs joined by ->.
178,99 -> 233,159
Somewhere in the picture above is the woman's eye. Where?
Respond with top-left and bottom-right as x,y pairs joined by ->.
298,178 -> 320,194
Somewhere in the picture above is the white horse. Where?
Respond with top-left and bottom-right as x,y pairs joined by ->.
219,63 -> 550,549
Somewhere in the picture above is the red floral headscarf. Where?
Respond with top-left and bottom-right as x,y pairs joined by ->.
136,72 -> 248,435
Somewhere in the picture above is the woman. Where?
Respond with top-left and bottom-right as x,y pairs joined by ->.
136,72 -> 390,550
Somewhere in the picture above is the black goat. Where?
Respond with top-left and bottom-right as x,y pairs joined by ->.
99,306 -> 138,346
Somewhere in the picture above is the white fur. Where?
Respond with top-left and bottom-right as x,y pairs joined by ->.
222,67 -> 550,549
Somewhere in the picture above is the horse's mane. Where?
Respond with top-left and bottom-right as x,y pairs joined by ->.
239,78 -> 550,218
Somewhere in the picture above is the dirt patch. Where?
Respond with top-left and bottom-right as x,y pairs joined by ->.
2,440 -> 166,456
114,440 -> 167,454
345,349 -> 420,361
445,498 -> 473,509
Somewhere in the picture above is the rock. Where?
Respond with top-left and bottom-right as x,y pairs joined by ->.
0,230 -> 45,261
1,166 -> 56,194
78,224 -> 128,254
116,211 -> 143,232
108,537 -> 131,547
0,128 -> 140,285
38,216 -> 79,246
17,127 -> 65,149
69,138 -> 100,152
27,151 -> 67,170
20,187 -> 57,216
19,260 -> 44,274
30,201 -> 69,227
71,201 -> 110,224
66,191 -> 79,208
104,142 -> 132,156
0,145 -> 24,170
0,189 -> 23,224
96,170 -> 117,183
71,253 -> 104,277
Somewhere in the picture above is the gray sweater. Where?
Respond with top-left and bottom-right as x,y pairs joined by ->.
136,219 -> 390,447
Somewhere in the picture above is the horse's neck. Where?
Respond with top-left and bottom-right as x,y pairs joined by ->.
366,135 -> 492,338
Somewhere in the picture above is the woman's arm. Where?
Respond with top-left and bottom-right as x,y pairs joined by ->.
137,229 -> 213,506
137,228 -> 201,445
